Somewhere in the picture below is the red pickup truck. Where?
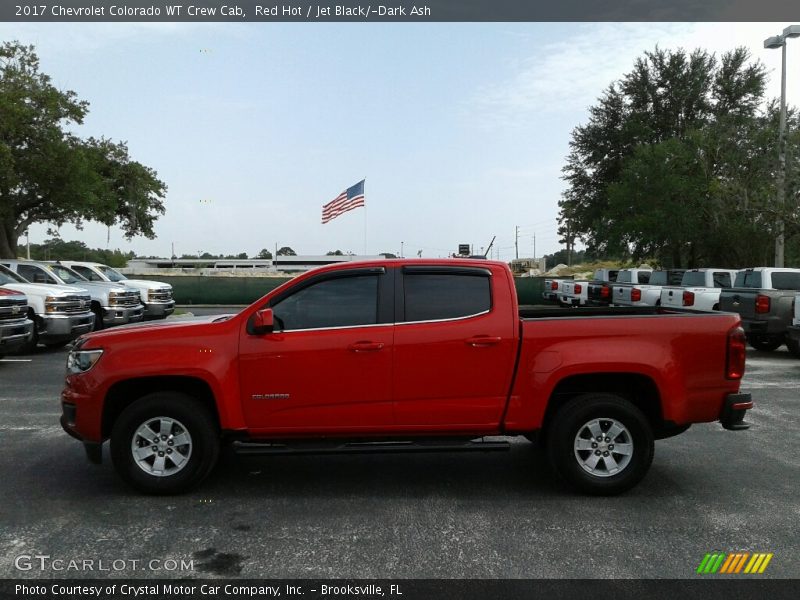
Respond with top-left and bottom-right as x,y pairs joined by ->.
60,259 -> 752,496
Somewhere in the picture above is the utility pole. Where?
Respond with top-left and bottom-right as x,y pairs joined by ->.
400,241 -> 404,258
26,230 -> 30,260
533,233 -> 536,261
566,220 -> 572,267
515,226 -> 519,260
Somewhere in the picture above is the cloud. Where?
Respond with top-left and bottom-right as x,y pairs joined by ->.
469,22 -> 799,130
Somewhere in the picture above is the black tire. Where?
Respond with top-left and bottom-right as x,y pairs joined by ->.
18,314 -> 39,354
786,337 -> 800,358
44,340 -> 71,350
92,306 -> 104,331
546,393 -> 654,496
747,334 -> 783,352
110,392 -> 220,495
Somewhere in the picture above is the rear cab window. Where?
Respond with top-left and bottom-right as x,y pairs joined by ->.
735,271 -> 762,288
401,268 -> 491,322
771,272 -> 800,290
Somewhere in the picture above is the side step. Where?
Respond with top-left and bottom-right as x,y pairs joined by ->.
232,437 -> 511,457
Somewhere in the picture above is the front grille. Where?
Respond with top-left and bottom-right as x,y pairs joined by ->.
47,295 -> 92,314
0,298 -> 27,321
149,289 -> 173,302
111,292 -> 141,307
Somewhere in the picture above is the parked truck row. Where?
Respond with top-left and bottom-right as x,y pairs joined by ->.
546,266 -> 800,356
0,260 -> 174,353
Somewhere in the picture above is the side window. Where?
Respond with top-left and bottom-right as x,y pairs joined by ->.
403,273 -> 491,322
72,265 -> 102,281
18,265 -> 55,284
771,273 -> 800,290
271,275 -> 378,331
713,272 -> 732,288
648,272 -> 666,285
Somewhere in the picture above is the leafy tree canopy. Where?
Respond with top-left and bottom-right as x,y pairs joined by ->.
0,42 -> 166,258
277,246 -> 296,256
559,46 -> 800,268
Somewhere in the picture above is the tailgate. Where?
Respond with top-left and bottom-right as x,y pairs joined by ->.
613,284 -> 633,304
661,286 -> 684,308
720,289 -> 757,319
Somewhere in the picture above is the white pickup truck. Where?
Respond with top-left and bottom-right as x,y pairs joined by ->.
1,260 -> 144,331
660,269 -> 740,312
0,278 -> 34,357
542,278 -> 569,303
59,261 -> 174,320
611,268 -> 654,305
787,293 -> 800,357
559,280 -> 589,306
0,263 -> 94,351
614,269 -> 686,307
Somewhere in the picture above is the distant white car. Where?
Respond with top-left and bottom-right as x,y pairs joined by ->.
59,261 -> 174,320
542,278 -> 568,303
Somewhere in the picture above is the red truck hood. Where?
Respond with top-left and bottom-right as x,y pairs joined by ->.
79,314 -> 237,345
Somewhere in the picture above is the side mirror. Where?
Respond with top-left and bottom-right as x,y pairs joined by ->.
252,308 -> 274,335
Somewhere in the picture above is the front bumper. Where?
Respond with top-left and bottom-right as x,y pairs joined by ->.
39,312 -> 95,344
720,392 -> 753,431
143,300 -> 175,319
60,408 -> 102,464
0,318 -> 34,353
101,304 -> 145,326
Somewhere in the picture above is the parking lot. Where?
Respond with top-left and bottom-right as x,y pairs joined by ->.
0,339 -> 798,579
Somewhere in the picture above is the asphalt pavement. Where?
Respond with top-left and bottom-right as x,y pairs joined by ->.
0,337 -> 797,579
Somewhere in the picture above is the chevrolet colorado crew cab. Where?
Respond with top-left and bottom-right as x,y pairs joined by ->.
58,261 -> 175,320
0,264 -> 93,351
60,259 -> 753,496
719,267 -> 800,354
1,260 -> 144,331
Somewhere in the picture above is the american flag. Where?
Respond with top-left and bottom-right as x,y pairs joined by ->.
322,179 -> 365,224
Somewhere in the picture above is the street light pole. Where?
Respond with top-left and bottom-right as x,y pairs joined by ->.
765,25 -> 800,268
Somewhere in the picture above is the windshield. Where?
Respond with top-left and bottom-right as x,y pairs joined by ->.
97,265 -> 127,282
0,264 -> 28,284
47,264 -> 88,285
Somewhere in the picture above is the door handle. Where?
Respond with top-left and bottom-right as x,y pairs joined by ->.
465,336 -> 502,347
348,341 -> 385,352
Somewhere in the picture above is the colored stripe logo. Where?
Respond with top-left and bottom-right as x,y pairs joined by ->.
697,552 -> 773,574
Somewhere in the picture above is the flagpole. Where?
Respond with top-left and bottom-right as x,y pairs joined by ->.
363,178 -> 367,256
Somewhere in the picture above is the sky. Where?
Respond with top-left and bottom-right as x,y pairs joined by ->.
1,21 -> 799,261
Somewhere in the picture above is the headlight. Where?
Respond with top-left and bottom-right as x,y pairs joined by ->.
66,349 -> 104,374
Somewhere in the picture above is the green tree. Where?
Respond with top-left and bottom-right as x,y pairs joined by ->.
558,47 -> 799,267
0,42 -> 166,258
277,246 -> 296,256
256,248 -> 273,259
326,250 -> 344,255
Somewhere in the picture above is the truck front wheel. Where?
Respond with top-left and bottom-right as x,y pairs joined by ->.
546,394 -> 654,495
110,392 -> 220,494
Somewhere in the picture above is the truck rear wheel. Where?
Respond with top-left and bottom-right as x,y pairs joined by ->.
110,392 -> 220,495
747,334 -> 782,352
787,338 -> 800,358
546,394 -> 654,495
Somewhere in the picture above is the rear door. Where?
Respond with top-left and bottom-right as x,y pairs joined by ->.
392,265 -> 516,429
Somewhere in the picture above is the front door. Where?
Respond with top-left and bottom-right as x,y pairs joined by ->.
239,269 -> 394,435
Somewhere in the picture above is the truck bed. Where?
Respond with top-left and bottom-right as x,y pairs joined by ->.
520,305 -> 678,319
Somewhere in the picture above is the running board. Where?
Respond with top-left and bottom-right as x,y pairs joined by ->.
232,438 -> 510,456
